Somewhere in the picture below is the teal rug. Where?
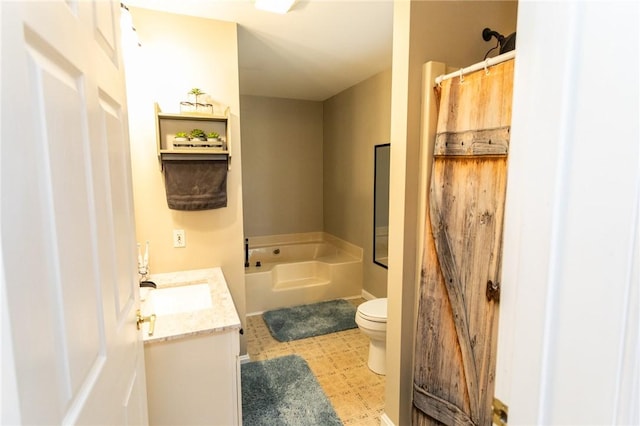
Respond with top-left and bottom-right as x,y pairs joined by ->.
241,355 -> 343,425
262,299 -> 357,342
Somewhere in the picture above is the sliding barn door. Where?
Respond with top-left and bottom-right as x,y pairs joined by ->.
413,60 -> 514,426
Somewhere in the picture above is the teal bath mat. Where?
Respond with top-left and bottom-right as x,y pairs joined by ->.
241,355 -> 343,425
262,299 -> 357,342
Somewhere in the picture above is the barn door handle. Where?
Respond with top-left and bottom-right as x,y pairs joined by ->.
486,280 -> 501,302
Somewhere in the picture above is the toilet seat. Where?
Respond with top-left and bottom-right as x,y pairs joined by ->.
355,298 -> 388,375
357,298 -> 387,323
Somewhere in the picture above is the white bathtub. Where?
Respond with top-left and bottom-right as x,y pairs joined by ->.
244,235 -> 362,314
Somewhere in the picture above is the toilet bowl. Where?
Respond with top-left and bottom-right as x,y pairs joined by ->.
355,298 -> 387,375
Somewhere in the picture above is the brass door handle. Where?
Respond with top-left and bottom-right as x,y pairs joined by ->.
136,310 -> 156,336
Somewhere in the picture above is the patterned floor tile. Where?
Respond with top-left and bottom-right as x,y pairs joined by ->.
245,298 -> 385,425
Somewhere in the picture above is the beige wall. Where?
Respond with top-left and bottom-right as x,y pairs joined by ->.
240,72 -> 391,298
240,96 -> 323,238
122,0 -> 517,408
323,70 -> 392,298
124,8 -> 247,353
385,1 -> 518,424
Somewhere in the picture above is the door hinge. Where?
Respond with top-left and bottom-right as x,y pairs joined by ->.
486,280 -> 501,302
492,397 -> 508,426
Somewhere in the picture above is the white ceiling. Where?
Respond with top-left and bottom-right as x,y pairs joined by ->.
125,0 -> 394,101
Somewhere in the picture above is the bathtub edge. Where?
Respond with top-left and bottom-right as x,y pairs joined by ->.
322,232 -> 363,260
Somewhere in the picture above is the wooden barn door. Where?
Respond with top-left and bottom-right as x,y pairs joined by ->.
413,60 -> 514,426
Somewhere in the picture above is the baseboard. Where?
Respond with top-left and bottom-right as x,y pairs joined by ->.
344,294 -> 365,301
380,413 -> 395,426
239,354 -> 251,364
361,289 -> 376,300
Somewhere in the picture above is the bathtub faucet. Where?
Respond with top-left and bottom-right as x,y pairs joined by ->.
244,238 -> 250,267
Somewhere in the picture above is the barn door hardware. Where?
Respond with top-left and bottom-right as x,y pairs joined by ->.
492,397 -> 508,426
486,280 -> 501,302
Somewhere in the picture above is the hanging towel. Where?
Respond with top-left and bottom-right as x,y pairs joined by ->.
162,160 -> 227,210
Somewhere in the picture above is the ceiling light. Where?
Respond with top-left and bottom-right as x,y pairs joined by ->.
254,0 -> 296,14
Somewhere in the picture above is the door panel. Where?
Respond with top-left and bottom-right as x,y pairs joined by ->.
1,1 -> 146,424
30,36 -> 105,400
99,93 -> 136,320
93,0 -> 118,65
413,60 -> 513,426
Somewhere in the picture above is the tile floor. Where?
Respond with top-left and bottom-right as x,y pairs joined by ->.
245,298 -> 386,425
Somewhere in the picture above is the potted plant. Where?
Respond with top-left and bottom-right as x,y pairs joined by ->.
173,131 -> 189,147
188,88 -> 204,104
189,128 -> 206,141
206,131 -> 220,141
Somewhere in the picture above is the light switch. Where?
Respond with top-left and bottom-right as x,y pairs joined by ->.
173,229 -> 186,248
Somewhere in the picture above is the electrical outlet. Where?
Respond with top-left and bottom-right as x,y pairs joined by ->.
173,229 -> 186,248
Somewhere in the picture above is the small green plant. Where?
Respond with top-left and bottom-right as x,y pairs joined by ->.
206,132 -> 220,139
175,132 -> 188,139
188,88 -> 204,104
190,128 -> 205,139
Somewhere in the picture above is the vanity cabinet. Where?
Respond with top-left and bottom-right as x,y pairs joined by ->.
155,103 -> 230,166
144,330 -> 241,426
142,268 -> 242,426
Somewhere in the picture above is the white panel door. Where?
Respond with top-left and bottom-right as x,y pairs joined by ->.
0,1 -> 147,424
498,1 -> 639,424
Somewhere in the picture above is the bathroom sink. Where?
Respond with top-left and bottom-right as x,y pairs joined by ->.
149,283 -> 212,316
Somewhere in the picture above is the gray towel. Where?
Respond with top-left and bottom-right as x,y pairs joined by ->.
162,160 -> 227,210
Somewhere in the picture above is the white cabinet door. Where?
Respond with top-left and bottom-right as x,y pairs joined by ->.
144,331 -> 241,426
0,1 -> 146,424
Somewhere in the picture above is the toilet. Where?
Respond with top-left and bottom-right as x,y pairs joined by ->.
355,298 -> 388,375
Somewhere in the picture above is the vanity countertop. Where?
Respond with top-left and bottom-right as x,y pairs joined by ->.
141,267 -> 241,344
